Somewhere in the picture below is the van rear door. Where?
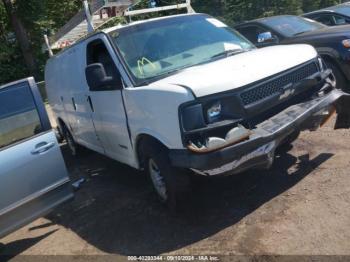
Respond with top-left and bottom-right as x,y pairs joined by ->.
0,78 -> 73,239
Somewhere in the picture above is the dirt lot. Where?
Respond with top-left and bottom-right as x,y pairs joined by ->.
1,116 -> 350,259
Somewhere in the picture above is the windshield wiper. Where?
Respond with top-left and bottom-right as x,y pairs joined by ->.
210,49 -> 246,59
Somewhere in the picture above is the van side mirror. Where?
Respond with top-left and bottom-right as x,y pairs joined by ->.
257,32 -> 278,44
85,63 -> 121,91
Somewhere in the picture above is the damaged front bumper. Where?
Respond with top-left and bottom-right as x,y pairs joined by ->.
169,89 -> 350,176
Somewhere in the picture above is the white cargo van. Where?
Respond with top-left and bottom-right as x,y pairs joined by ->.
45,14 -> 350,207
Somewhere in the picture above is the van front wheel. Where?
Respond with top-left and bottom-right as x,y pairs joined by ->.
144,144 -> 191,210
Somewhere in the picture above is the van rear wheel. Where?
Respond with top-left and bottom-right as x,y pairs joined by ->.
63,128 -> 78,156
144,143 -> 191,210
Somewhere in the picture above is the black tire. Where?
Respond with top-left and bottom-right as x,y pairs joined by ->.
54,127 -> 64,143
325,60 -> 349,92
63,126 -> 79,156
143,141 -> 191,211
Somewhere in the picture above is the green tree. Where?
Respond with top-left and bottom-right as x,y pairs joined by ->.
0,0 -> 81,84
2,0 -> 38,78
1,0 -> 350,85
224,0 -> 302,25
319,0 -> 342,8
192,0 -> 225,18
302,0 -> 321,12
0,2 -> 28,84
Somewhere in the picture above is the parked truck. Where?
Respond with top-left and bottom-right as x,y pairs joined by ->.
45,13 -> 350,208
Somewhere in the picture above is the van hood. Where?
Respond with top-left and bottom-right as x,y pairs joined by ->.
151,44 -> 318,98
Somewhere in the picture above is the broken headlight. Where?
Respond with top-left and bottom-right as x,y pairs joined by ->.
181,100 -> 224,132
207,101 -> 222,123
180,103 -> 206,131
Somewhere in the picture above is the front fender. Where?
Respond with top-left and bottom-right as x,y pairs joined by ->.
133,129 -> 175,150
123,85 -> 194,151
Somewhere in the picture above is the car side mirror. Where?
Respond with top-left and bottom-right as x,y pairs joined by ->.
257,32 -> 278,44
85,63 -> 121,91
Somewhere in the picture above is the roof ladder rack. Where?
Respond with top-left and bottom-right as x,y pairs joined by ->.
125,0 -> 194,17
45,0 -> 194,53
46,0 -> 139,51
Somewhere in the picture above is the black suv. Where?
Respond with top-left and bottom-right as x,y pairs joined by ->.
303,3 -> 350,26
235,15 -> 350,91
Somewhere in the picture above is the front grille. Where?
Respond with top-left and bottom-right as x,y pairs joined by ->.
240,62 -> 319,106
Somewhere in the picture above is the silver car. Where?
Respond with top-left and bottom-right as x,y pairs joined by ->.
0,78 -> 73,239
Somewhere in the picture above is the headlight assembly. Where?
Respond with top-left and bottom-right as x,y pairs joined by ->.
181,100 -> 223,131
180,103 -> 206,131
342,39 -> 350,48
207,101 -> 222,123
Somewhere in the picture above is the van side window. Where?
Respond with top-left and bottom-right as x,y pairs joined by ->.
86,39 -> 122,91
0,84 -> 42,149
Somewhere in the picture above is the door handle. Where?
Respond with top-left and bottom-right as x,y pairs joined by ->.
31,142 -> 55,155
87,95 -> 94,112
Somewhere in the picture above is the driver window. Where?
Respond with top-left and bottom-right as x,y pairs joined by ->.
315,14 -> 334,26
86,39 -> 122,91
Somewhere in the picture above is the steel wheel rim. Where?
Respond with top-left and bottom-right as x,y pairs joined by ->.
149,159 -> 167,201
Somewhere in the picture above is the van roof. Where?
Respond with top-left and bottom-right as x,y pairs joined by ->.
46,13 -> 201,61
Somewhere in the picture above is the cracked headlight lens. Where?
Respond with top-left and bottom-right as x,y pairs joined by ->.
207,101 -> 222,123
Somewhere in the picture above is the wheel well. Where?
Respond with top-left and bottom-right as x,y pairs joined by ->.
322,55 -> 335,64
321,55 -> 349,82
57,118 -> 68,134
321,55 -> 342,72
136,134 -> 168,169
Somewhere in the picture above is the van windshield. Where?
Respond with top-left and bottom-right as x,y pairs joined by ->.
109,14 -> 254,85
260,16 -> 325,37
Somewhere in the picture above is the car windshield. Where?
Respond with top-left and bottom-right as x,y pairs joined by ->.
261,16 -> 325,37
109,14 -> 254,85
332,6 -> 350,17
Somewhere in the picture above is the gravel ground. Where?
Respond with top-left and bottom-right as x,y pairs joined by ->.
1,116 -> 350,260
